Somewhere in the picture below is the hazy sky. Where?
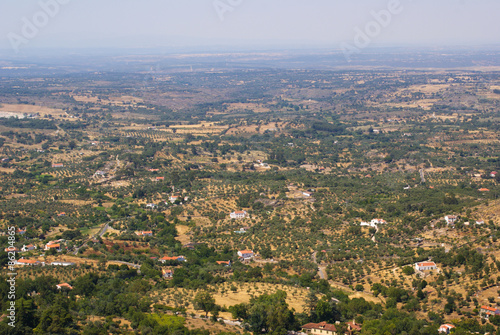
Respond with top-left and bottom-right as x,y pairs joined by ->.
1,0 -> 499,54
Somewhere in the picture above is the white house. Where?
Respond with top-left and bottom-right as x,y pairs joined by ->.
162,269 -> 174,279
15,258 -> 42,266
371,219 -> 387,225
145,203 -> 157,209
21,244 -> 36,252
56,283 -> 73,290
159,256 -> 186,263
415,262 -> 437,271
301,322 -> 338,335
230,211 -> 248,219
237,250 -> 254,259
135,231 -> 153,237
491,171 -> 498,178
438,324 -> 455,333
476,220 -> 485,225
44,243 -> 61,252
445,215 -> 458,225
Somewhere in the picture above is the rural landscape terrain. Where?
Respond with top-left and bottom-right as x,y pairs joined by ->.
0,51 -> 499,335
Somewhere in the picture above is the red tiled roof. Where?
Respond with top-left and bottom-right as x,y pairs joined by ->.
347,321 -> 362,331
417,262 -> 436,267
47,244 -> 60,248
482,306 -> 498,312
216,261 -> 230,265
239,250 -> 253,254
57,283 -> 73,289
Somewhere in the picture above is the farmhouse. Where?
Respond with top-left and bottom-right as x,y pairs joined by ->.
58,212 -> 66,217
346,320 -> 362,334
169,195 -> 179,203
159,255 -> 186,263
21,244 -> 36,252
444,215 -> 458,225
56,283 -> 73,290
15,258 -> 42,266
491,171 -> 498,178
415,262 -> 437,271
145,203 -> 157,209
481,306 -> 500,318
216,260 -> 231,266
52,163 -> 64,168
478,188 -> 490,192
438,324 -> 455,334
155,177 -> 165,181
45,243 -> 61,251
371,219 -> 387,225
237,250 -> 254,259
16,228 -> 26,235
135,231 -> 153,237
162,269 -> 174,279
301,321 -> 338,335
230,211 -> 248,219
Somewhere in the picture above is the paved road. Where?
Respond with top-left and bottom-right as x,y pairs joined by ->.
311,251 -> 327,280
74,222 -> 110,255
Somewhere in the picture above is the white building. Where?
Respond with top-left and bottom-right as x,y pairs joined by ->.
51,261 -> 75,266
371,219 -> 387,225
415,262 -> 437,271
445,215 -> 458,225
237,250 -> 254,259
438,324 -> 455,334
230,211 -> 248,219
21,244 -> 36,252
162,269 -> 174,279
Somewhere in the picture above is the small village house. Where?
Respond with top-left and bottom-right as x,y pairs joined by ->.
135,231 -> 153,237
230,211 -> 248,219
445,215 -> 458,225
438,324 -> 455,334
56,283 -> 73,290
159,255 -> 186,263
237,250 -> 254,259
301,321 -> 338,335
481,306 -> 500,318
415,262 -> 437,271
21,244 -> 36,252
15,258 -> 42,266
162,269 -> 174,279
44,243 -> 61,252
